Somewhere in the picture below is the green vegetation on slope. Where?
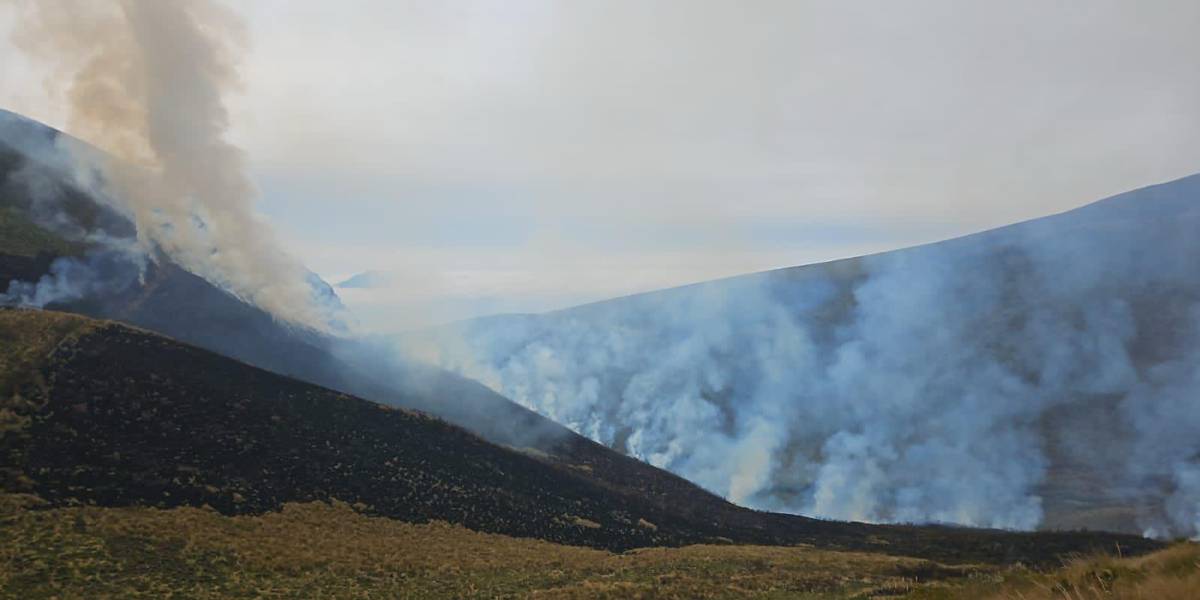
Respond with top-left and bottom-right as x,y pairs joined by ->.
0,206 -> 81,258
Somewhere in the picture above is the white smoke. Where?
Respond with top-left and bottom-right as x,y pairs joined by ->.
403,174 -> 1200,536
5,0 -> 331,329
2,245 -> 145,308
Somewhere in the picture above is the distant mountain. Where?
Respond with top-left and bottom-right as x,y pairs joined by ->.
407,172 -> 1200,538
0,307 -> 1158,563
336,270 -> 392,289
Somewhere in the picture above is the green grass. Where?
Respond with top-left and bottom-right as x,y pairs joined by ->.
0,206 -> 82,258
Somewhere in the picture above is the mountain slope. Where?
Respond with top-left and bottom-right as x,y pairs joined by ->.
4,497 -> 1190,600
3,108 -> 1192,541
0,307 -> 1160,564
0,110 -> 610,478
407,172 -> 1200,537
0,108 -> 896,549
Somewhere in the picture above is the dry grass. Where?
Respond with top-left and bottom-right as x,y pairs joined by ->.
0,308 -> 97,417
971,541 -> 1200,600
0,308 -> 96,385
0,309 -> 98,431
0,309 -> 98,491
0,494 -> 1000,599
1,493 -> 1193,599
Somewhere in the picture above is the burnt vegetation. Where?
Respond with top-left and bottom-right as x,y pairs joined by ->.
0,308 -> 1161,565
0,111 -> 1180,597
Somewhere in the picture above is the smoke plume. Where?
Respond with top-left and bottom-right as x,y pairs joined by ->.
403,174 -> 1200,537
5,0 -> 328,328
3,247 -> 143,308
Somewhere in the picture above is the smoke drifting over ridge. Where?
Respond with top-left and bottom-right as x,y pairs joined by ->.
3,0 -> 1196,541
4,0 -> 327,328
403,175 -> 1200,538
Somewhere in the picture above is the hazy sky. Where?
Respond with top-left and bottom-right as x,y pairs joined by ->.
4,1 -> 1200,329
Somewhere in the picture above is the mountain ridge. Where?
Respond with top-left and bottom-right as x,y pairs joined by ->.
1,110 -> 825,541
5,107 -> 1197,540
405,169 -> 1200,537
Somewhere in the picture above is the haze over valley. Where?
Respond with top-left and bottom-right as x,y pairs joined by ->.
2,1 -> 1199,598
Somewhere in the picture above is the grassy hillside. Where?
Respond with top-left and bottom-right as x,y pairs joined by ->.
0,307 -> 96,383
0,204 -> 81,290
1,494 -> 1194,599
0,493 -> 1014,599
0,136 -> 89,261
0,207 -> 81,259
973,542 -> 1200,600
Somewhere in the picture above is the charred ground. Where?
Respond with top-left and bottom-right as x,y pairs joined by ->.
0,308 -> 1160,565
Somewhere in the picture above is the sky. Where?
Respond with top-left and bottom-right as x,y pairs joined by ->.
4,0 -> 1200,330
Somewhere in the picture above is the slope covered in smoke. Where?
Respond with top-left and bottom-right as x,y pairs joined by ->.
404,172 -> 1200,538
0,109 -> 818,531
7,0 -> 335,329
0,108 -> 340,376
0,108 -> 593,444
0,307 -> 1160,563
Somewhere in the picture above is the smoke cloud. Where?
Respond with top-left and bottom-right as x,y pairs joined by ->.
3,247 -> 144,308
5,0 -> 329,328
4,1 -> 1197,541
402,174 -> 1200,537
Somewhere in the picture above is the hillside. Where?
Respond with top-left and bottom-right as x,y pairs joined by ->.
406,172 -> 1200,537
0,109 -> 724,527
0,308 -> 705,552
0,110 -> 754,552
5,108 -> 1118,562
5,495 -> 1193,600
0,108 -> 1188,546
0,308 -> 1160,566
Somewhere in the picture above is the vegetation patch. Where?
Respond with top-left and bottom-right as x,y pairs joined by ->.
0,308 -> 96,393
5,495 -> 1190,599
0,206 -> 81,258
0,495 -> 1002,599
969,541 -> 1200,599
